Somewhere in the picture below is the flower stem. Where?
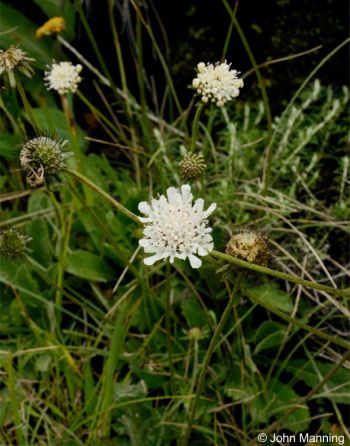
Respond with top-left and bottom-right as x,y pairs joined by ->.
181,274 -> 242,446
165,263 -> 176,395
16,77 -> 39,134
211,250 -> 349,297
62,167 -> 140,223
190,103 -> 204,152
61,170 -> 349,299
6,352 -> 25,445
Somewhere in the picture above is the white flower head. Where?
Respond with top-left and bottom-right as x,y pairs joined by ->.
192,61 -> 244,107
138,185 -> 216,269
44,61 -> 82,94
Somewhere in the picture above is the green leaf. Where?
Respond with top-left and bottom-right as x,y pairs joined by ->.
66,250 -> 115,282
32,108 -> 86,149
0,261 -> 40,306
28,190 -> 51,213
283,359 -> 350,404
254,330 -> 286,354
180,296 -> 208,328
269,381 -> 310,431
254,320 -> 285,342
246,283 -> 293,313
0,135 -> 18,160
29,219 -> 53,268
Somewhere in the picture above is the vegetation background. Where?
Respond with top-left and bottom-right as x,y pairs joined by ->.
0,0 -> 349,445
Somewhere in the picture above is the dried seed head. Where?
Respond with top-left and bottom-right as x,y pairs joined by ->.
0,45 -> 35,88
178,152 -> 207,181
226,230 -> 270,266
19,136 -> 72,187
0,229 -> 30,259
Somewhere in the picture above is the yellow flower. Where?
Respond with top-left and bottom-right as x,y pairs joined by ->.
35,17 -> 65,39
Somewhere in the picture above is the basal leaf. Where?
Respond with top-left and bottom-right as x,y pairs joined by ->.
66,250 -> 115,282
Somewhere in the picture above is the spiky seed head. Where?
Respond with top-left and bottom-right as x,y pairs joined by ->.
178,152 -> 207,181
0,229 -> 30,259
19,136 -> 72,187
0,45 -> 35,88
226,230 -> 270,266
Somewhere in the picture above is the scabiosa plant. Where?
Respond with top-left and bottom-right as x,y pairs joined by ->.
44,61 -> 83,94
0,45 -> 35,88
226,229 -> 270,266
192,61 -> 244,107
138,184 -> 216,268
19,135 -> 72,187
0,228 -> 31,259
179,152 -> 207,181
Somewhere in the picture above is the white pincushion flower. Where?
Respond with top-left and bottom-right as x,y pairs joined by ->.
192,61 -> 243,107
138,185 -> 216,269
44,61 -> 82,94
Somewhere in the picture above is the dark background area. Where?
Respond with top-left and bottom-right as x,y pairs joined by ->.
3,0 -> 349,111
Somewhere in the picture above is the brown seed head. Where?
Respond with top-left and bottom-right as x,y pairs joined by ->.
226,230 -> 270,266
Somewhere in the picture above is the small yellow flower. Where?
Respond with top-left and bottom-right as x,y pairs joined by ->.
35,17 -> 65,39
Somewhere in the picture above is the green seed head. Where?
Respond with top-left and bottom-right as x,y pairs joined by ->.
179,152 -> 207,181
0,229 -> 30,259
19,136 -> 72,187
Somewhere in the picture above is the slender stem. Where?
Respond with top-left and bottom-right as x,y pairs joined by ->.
62,168 -> 140,223
181,275 -> 242,446
222,1 -> 273,193
101,297 -> 135,437
63,169 -> 349,298
6,353 -> 25,445
190,103 -> 204,152
16,77 -> 39,134
61,95 -> 93,205
245,287 -> 350,349
61,94 -> 81,163
55,202 -> 74,329
211,250 -> 349,297
165,263 -> 176,395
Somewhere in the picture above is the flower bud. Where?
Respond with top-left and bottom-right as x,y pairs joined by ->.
178,152 -> 207,181
0,229 -> 30,259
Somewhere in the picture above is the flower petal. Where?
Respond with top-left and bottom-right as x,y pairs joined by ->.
188,254 -> 202,269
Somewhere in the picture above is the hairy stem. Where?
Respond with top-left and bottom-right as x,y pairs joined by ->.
211,250 -> 349,297
63,168 -> 139,223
